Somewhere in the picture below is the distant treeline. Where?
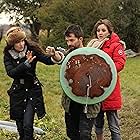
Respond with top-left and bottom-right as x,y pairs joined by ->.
1,0 -> 140,52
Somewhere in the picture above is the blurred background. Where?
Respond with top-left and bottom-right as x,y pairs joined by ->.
0,0 -> 140,53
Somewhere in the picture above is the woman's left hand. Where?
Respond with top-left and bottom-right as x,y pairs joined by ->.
46,46 -> 56,56
46,46 -> 64,62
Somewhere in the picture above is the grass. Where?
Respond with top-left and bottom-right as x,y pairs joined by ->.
0,39 -> 140,139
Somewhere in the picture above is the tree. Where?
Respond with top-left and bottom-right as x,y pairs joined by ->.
110,0 -> 140,52
0,0 -> 48,42
37,0 -> 114,47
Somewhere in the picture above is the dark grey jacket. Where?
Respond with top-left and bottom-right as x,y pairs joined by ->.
4,43 -> 54,120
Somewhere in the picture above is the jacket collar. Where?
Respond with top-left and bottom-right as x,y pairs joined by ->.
8,45 -> 27,59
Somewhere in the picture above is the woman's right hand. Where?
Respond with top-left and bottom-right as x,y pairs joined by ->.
26,51 -> 36,63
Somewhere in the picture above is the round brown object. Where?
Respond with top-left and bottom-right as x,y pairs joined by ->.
65,54 -> 112,98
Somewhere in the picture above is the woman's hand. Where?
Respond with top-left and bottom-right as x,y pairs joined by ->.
26,51 -> 36,63
46,46 -> 56,56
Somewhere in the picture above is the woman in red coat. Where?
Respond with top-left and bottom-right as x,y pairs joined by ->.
87,19 -> 126,140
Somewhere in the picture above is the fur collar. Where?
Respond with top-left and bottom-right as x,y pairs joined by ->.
8,45 -> 27,59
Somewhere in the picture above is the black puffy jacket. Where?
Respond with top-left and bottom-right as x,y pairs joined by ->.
4,43 -> 54,120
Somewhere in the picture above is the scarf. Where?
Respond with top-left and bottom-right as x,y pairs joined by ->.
87,38 -> 109,49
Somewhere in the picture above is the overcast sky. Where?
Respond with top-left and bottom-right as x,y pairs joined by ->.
0,12 -> 15,25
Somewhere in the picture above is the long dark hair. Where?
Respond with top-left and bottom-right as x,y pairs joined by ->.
25,39 -> 46,54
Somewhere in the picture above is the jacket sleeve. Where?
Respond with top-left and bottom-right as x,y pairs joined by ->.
4,54 -> 30,79
35,52 -> 55,65
112,43 -> 126,72
35,51 -> 64,65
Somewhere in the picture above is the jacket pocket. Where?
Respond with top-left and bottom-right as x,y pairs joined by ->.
7,84 -> 19,96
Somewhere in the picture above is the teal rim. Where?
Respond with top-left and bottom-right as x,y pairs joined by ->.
60,47 -> 117,104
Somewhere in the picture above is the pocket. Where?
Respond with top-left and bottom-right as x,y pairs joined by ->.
7,84 -> 19,96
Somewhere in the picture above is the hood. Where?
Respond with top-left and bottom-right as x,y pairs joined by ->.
109,32 -> 120,44
105,33 -> 126,50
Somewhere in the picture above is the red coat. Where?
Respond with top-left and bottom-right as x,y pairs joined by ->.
101,33 -> 126,110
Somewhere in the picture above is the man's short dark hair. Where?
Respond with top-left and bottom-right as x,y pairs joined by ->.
64,24 -> 84,38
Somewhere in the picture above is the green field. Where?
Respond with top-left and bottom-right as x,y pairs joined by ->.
0,39 -> 140,140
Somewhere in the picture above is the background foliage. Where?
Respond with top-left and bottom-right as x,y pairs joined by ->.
0,0 -> 140,51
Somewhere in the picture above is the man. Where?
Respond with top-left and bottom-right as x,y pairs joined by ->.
61,24 -> 101,140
